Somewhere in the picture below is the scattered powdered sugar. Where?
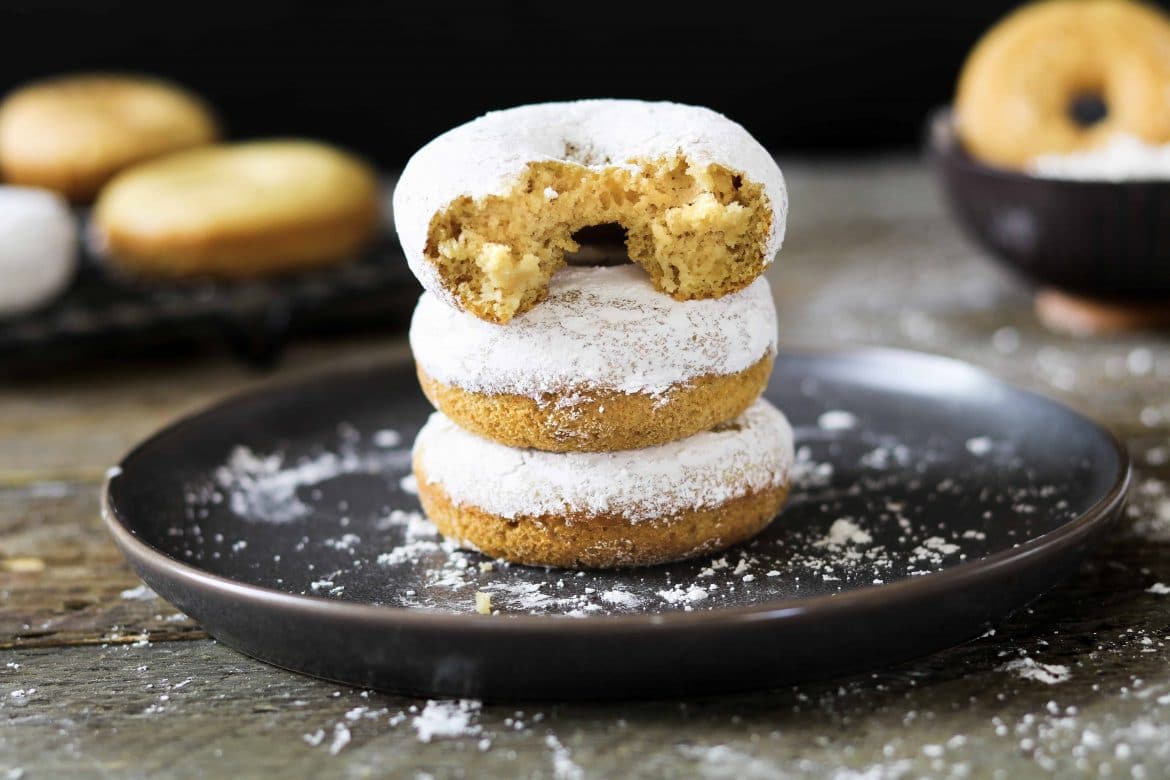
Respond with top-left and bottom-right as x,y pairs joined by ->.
328,723 -> 351,755
859,442 -> 912,470
1002,656 -> 1072,685
817,410 -> 858,431
790,446 -> 834,489
410,265 -> 777,401
412,700 -> 483,743
399,474 -> 418,495
816,518 -> 872,548
372,429 -> 402,448
921,536 -> 961,556
965,436 -> 993,457
414,399 -> 793,522
119,584 -> 157,601
600,589 -> 643,609
545,734 -> 585,780
1030,134 -> 1170,181
657,585 -> 710,610
199,429 -> 410,523
678,744 -> 794,778
375,508 -> 438,541
377,540 -> 442,567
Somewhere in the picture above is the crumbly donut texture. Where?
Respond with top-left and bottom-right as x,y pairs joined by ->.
0,74 -> 218,202
412,399 -> 794,523
0,187 -> 77,317
92,140 -> 380,278
1030,133 -> 1170,179
393,100 -> 787,323
418,476 -> 790,569
410,264 -> 777,450
956,0 -> 1170,169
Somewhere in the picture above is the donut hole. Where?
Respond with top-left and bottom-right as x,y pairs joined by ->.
1068,92 -> 1108,128
425,155 -> 772,323
564,223 -> 631,267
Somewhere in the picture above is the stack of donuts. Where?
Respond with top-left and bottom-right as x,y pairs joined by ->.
394,100 -> 795,569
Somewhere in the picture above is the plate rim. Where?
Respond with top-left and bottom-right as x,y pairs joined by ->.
102,345 -> 1132,634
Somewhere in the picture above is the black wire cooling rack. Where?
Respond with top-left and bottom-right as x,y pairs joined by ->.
0,214 -> 420,372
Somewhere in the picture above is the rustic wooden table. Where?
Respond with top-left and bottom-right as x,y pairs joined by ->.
3,160 -> 1169,779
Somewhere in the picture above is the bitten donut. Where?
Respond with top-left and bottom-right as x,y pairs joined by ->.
410,264 -> 777,452
0,74 -> 218,202
956,0 -> 1170,169
0,187 -> 77,317
92,140 -> 380,278
413,399 -> 794,568
393,100 -> 787,323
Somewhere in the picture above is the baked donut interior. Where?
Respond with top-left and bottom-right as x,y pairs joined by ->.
424,154 -> 773,323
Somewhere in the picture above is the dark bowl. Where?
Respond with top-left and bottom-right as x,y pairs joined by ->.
929,108 -> 1170,299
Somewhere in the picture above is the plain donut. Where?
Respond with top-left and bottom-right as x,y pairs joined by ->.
956,0 -> 1170,169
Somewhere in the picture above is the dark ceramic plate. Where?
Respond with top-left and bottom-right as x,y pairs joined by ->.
929,108 -> 1170,298
103,348 -> 1130,700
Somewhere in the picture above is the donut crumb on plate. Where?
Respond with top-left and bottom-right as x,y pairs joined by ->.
474,591 -> 492,615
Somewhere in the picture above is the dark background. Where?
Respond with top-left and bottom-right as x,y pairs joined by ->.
0,1 -> 1139,166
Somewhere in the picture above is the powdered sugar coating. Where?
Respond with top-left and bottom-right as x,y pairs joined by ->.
0,186 -> 77,316
392,99 -> 787,304
413,398 -> 794,522
410,264 -> 776,399
1030,134 -> 1170,180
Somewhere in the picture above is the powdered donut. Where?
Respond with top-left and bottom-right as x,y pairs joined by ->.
412,399 -> 794,568
0,187 -> 77,317
0,74 -> 218,202
410,264 -> 777,451
92,140 -> 380,278
956,0 -> 1170,169
393,100 -> 787,323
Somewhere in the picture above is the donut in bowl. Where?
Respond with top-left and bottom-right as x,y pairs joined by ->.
955,0 -> 1170,169
0,74 -> 218,202
393,100 -> 787,324
409,263 -> 777,452
412,398 -> 794,569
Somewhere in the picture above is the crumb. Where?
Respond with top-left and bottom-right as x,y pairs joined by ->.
475,592 -> 492,615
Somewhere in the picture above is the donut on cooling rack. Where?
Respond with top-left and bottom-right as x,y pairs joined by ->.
393,100 -> 787,324
91,140 -> 380,278
412,398 -> 794,569
409,263 -> 777,452
0,187 -> 77,317
0,74 -> 218,202
955,0 -> 1170,169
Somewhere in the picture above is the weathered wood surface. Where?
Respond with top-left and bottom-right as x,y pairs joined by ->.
3,160 -> 1170,778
